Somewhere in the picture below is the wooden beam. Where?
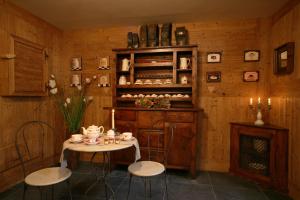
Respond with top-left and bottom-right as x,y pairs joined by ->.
272,0 -> 300,24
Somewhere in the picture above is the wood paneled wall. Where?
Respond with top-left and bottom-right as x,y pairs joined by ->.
62,19 -> 271,166
269,3 -> 300,199
1,1 -> 300,199
0,1 -> 63,192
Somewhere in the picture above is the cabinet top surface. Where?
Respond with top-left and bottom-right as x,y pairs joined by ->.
112,45 -> 198,52
230,122 -> 289,131
104,107 -> 202,112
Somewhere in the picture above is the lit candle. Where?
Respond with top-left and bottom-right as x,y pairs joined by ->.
112,109 -> 115,129
268,98 -> 271,106
258,97 -> 261,104
249,98 -> 253,106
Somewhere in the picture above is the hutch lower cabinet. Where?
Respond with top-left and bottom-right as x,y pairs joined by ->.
230,122 -> 288,192
112,108 -> 199,177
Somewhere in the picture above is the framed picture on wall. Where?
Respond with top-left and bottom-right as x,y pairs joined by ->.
71,57 -> 82,70
207,52 -> 221,63
274,42 -> 294,75
206,71 -> 221,82
70,73 -> 81,87
98,56 -> 110,70
244,50 -> 260,62
243,71 -> 259,82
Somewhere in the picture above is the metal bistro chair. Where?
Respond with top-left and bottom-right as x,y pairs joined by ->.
15,121 -> 72,200
127,123 -> 175,200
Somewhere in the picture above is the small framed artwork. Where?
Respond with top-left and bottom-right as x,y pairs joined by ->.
244,50 -> 260,62
98,56 -> 110,70
206,71 -> 221,82
97,74 -> 111,87
70,73 -> 81,87
207,52 -> 221,63
243,71 -> 259,82
71,57 -> 82,70
274,42 -> 294,75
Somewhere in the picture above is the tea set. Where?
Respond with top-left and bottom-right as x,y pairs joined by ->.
69,125 -> 133,145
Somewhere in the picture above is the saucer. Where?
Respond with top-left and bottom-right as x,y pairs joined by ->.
83,138 -> 100,145
69,138 -> 83,143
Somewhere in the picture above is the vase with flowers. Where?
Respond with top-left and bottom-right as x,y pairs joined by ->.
48,74 -> 96,136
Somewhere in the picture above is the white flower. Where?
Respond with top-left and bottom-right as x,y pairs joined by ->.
88,96 -> 93,101
49,88 -> 58,94
64,102 -> 67,107
93,75 -> 97,80
48,79 -> 56,88
66,98 -> 71,104
83,98 -> 86,102
85,78 -> 91,84
50,74 -> 55,79
77,85 -> 82,90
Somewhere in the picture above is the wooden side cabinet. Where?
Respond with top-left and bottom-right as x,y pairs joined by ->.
230,122 -> 288,192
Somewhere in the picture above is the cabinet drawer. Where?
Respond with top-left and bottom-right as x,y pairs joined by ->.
138,111 -> 164,128
115,110 -> 136,121
166,112 -> 194,122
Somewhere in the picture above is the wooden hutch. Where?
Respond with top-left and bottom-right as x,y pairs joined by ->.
111,45 -> 200,177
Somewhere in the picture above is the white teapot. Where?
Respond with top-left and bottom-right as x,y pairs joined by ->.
82,125 -> 104,138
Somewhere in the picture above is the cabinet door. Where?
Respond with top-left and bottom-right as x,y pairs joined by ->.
168,122 -> 195,168
112,120 -> 136,164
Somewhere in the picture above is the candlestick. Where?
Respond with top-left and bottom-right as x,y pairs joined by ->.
268,98 -> 271,106
112,109 -> 115,129
249,98 -> 253,106
258,97 -> 261,104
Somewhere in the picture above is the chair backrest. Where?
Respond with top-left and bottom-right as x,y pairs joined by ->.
139,121 -> 175,165
15,121 -> 54,178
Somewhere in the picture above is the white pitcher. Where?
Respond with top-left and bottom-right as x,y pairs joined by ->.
121,58 -> 130,71
180,57 -> 191,69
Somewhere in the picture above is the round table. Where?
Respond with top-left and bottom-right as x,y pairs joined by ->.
60,138 -> 140,199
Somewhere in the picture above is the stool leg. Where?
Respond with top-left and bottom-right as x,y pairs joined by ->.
127,174 -> 133,200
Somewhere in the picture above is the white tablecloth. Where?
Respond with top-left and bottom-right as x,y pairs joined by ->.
60,138 -> 141,167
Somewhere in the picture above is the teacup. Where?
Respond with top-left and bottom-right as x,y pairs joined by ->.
71,134 -> 83,142
122,132 -> 132,140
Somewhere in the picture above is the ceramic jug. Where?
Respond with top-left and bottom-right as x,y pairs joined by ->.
121,58 -> 130,71
180,75 -> 188,84
119,75 -> 127,85
179,57 -> 191,69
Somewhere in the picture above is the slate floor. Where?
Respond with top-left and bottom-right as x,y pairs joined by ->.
0,162 -> 292,200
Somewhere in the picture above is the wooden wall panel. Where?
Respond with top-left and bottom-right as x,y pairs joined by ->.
0,2 -> 63,192
269,3 -> 300,199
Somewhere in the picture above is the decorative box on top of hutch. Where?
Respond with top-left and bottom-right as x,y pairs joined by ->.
111,45 -> 201,177
230,122 -> 288,192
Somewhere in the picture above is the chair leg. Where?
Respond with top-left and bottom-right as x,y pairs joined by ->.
127,174 -> 133,200
38,187 -> 43,200
22,183 -> 27,200
149,178 -> 152,198
144,177 -> 147,200
51,185 -> 54,200
163,171 -> 168,200
66,179 -> 73,200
